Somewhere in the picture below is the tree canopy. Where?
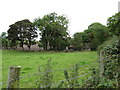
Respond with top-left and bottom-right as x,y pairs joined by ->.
1,12 -> 119,51
71,22 -> 110,50
107,12 -> 120,36
8,19 -> 38,50
34,12 -> 69,50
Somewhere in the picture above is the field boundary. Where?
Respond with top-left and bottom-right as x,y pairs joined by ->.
0,61 -> 98,88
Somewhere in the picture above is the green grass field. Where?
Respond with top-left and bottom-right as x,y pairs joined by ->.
2,50 -> 98,88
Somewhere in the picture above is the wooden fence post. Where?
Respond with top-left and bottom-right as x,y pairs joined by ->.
99,50 -> 105,78
7,66 -> 21,88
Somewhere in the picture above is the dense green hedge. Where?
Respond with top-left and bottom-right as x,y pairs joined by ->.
84,37 -> 120,88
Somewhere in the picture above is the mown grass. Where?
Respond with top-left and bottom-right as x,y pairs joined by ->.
2,50 -> 98,88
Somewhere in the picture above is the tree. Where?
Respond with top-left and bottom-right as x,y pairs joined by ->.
88,23 -> 109,50
8,24 -> 19,49
107,12 -> 120,36
81,23 -> 109,50
8,19 -> 38,50
34,12 -> 69,51
0,32 -> 9,49
22,21 -> 38,50
71,32 -> 83,50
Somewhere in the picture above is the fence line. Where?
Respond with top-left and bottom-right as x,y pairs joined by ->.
71,76 -> 94,87
36,70 -> 85,86
19,61 -> 97,78
41,71 -> 94,88
0,61 -> 98,86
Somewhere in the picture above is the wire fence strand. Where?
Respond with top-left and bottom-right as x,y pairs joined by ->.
0,61 -> 98,86
19,61 -> 97,78
71,76 -> 94,87
41,71 -> 94,88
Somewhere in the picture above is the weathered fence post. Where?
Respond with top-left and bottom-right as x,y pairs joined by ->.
7,66 -> 21,88
99,50 -> 105,78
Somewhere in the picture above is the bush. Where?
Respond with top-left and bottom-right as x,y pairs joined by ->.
35,59 -> 53,88
85,37 -> 120,88
97,36 -> 119,52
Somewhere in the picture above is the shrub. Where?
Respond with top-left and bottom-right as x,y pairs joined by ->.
97,36 -> 119,52
35,59 -> 53,88
84,37 -> 120,88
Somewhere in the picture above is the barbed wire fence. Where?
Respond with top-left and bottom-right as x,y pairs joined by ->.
0,61 -> 98,88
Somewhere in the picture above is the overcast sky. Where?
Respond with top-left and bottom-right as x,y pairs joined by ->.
0,0 -> 119,36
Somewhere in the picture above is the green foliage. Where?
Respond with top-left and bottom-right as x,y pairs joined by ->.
86,23 -> 109,50
7,19 -> 38,50
71,32 -> 83,50
0,32 -> 9,49
107,12 -> 120,36
97,40 -> 120,88
7,23 -> 20,48
84,38 -> 120,88
36,61 -> 82,88
34,12 -> 69,51
2,50 -> 97,88
82,67 -> 99,88
102,40 -> 120,79
36,59 -> 53,88
0,32 -> 7,38
71,23 -> 109,51
61,63 -> 80,88
97,36 -> 119,52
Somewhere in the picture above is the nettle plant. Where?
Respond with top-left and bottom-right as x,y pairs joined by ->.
35,59 -> 53,88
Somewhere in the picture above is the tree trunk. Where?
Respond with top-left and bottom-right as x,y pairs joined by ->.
28,41 -> 31,50
47,41 -> 50,50
21,41 -> 24,51
22,46 -> 24,51
99,50 -> 105,78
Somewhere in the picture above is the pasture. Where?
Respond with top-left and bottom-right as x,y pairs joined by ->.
2,50 -> 98,88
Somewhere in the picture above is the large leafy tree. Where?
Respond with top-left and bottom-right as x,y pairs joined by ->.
8,19 -> 38,50
79,23 -> 109,50
34,12 -> 69,51
107,12 -> 120,36
88,23 -> 109,49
